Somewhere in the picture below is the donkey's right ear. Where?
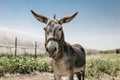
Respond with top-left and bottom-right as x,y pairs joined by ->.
31,10 -> 48,24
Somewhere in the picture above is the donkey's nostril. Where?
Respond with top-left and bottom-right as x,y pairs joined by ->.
46,47 -> 48,52
46,47 -> 57,53
54,47 -> 57,52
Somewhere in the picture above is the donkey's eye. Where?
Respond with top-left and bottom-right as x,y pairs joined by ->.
44,28 -> 46,31
59,28 -> 62,31
46,32 -> 49,35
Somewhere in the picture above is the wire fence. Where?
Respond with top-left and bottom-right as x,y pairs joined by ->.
0,37 -> 45,58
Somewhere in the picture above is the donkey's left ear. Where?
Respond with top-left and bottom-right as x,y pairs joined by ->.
59,12 -> 78,24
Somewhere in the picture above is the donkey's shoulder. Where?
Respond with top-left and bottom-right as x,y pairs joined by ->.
72,44 -> 82,49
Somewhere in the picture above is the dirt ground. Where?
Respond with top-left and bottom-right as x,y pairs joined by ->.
0,72 -> 54,80
0,72 -> 120,80
0,72 -> 80,80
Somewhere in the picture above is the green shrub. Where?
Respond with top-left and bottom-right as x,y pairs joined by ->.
100,50 -> 115,54
0,56 -> 51,76
9,56 -> 36,74
0,57 -> 11,76
86,60 -> 101,78
0,55 -> 120,79
86,59 -> 120,78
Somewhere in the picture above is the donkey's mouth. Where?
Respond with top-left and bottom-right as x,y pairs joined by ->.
48,53 -> 56,58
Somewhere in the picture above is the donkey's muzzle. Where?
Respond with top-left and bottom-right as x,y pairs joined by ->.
45,39 -> 58,57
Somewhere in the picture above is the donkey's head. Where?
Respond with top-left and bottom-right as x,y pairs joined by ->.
31,10 -> 78,59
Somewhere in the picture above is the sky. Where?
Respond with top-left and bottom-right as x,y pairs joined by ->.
0,0 -> 120,50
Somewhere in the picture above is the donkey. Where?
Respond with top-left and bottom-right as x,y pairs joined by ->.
31,10 -> 86,80
116,49 -> 120,54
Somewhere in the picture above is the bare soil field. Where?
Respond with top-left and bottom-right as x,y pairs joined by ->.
0,73 -> 54,80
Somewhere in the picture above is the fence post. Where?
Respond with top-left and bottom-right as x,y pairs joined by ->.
35,41 -> 37,59
15,37 -> 17,56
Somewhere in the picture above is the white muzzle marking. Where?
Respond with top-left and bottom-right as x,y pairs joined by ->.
46,40 -> 58,56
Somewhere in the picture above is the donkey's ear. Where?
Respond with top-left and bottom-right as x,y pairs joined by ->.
31,10 -> 48,24
59,12 -> 78,24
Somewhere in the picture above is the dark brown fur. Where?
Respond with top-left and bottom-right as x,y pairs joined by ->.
116,49 -> 120,54
51,42 -> 85,80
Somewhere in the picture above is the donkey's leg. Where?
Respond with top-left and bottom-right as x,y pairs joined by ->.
81,70 -> 85,80
54,74 -> 61,80
68,72 -> 74,80
76,72 -> 81,80
54,74 -> 56,80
